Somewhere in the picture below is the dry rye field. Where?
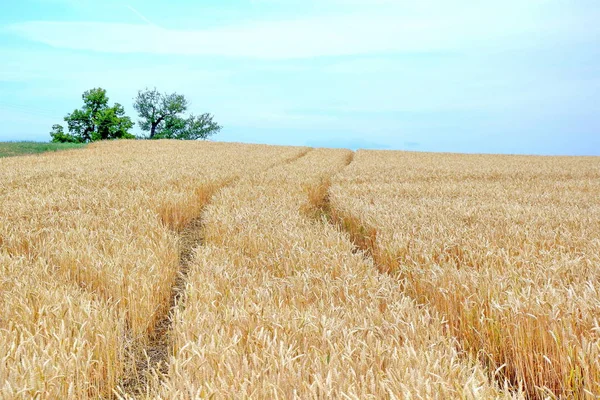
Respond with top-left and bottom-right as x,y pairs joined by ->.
0,141 -> 598,399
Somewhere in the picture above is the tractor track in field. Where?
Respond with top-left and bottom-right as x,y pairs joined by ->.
116,199 -> 214,399
267,147 -> 312,170
304,151 -> 382,262
304,152 -> 523,398
115,148 -> 316,399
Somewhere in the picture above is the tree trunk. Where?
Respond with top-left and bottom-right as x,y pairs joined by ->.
149,116 -> 164,139
84,126 -> 94,142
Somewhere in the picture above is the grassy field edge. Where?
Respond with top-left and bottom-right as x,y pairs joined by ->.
0,141 -> 86,158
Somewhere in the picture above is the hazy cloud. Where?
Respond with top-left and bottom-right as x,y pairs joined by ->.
7,2 -> 589,59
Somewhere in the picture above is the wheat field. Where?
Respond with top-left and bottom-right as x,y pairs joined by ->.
0,141 -> 597,399
330,151 -> 600,399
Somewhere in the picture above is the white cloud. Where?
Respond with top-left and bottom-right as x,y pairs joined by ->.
7,2 -> 586,59
6,18 -> 433,58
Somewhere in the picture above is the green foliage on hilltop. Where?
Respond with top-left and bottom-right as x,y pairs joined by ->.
50,87 -> 221,143
51,88 -> 135,143
134,88 -> 221,140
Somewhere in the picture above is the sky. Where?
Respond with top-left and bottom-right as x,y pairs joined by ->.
1,0 -> 599,155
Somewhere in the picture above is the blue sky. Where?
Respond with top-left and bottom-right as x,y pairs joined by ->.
1,0 -> 599,154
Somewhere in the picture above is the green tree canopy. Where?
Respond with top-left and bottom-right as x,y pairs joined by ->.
133,88 -> 221,140
51,88 -> 134,143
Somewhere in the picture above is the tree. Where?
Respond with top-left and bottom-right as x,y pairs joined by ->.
51,88 -> 135,143
49,124 -> 80,143
181,114 -> 222,140
133,88 -> 221,140
154,114 -> 222,140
